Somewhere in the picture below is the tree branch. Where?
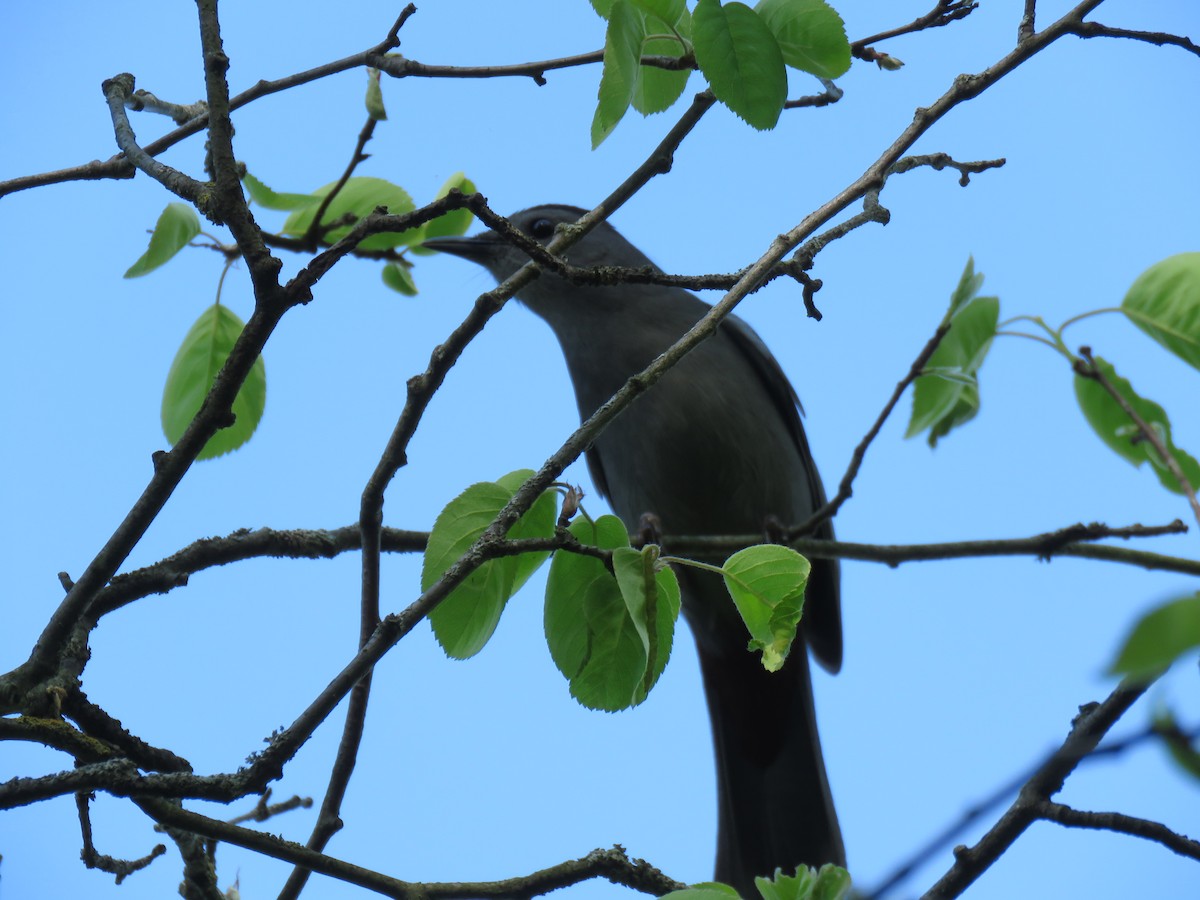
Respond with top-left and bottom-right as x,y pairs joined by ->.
1036,800 -> 1200,860
922,678 -> 1151,899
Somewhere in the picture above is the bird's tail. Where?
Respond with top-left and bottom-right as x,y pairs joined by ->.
695,631 -> 844,897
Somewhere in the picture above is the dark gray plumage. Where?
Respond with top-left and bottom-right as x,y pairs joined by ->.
425,205 -> 844,895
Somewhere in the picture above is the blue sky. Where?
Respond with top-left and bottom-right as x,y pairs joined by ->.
2,2 -> 1199,898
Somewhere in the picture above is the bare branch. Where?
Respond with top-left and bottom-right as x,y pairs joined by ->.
922,678 -> 1151,899
853,1 -> 980,55
1068,21 -> 1200,57
77,791 -> 168,882
100,74 -> 206,204
1037,801 -> 1200,860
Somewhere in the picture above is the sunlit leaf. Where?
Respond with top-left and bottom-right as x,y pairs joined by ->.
242,172 -> 324,211
722,544 -> 810,671
281,176 -> 418,250
161,303 -> 266,460
408,172 -> 478,256
907,258 -> 998,446
592,0 -> 646,147
1074,355 -> 1200,494
755,0 -> 850,78
1122,252 -> 1200,372
424,471 -> 556,659
1109,593 -> 1200,682
124,203 -> 201,278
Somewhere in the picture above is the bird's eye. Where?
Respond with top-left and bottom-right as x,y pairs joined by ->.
529,217 -> 555,239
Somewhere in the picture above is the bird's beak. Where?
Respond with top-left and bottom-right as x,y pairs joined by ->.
420,234 -> 497,263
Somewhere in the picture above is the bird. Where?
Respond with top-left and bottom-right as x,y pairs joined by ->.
424,205 -> 844,896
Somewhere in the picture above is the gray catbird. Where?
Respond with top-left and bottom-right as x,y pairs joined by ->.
425,205 -> 844,894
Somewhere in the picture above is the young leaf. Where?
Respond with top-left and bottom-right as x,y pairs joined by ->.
906,258 -> 999,446
755,866 -> 814,900
1108,593 -> 1200,682
722,544 -> 810,672
592,0 -> 647,148
365,68 -> 388,120
1121,252 -> 1200,372
693,0 -> 787,130
423,470 -> 557,659
1073,355 -> 1200,494
755,0 -> 851,79
382,262 -> 418,296
124,203 -> 201,278
161,303 -> 266,460
545,516 -> 678,710
281,176 -> 418,250
242,172 -> 324,211
755,864 -> 851,900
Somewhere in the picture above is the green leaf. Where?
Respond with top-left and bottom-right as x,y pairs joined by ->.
1121,252 -> 1200,372
242,172 -> 324,211
423,470 -> 557,659
629,0 -> 685,26
756,867 -> 814,900
161,303 -> 267,460
755,0 -> 850,79
632,15 -> 692,115
1152,707 -> 1200,781
124,203 -> 201,278
546,516 -> 629,684
1109,593 -> 1200,682
809,865 -> 853,900
365,68 -> 388,120
722,545 -> 810,672
382,262 -> 418,296
592,0 -> 646,148
753,865 -> 851,900
612,545 -> 681,696
693,0 -> 787,130
544,516 -> 679,710
282,176 -> 418,250
1074,355 -> 1200,494
660,886 -> 742,900
589,0 -> 616,17
494,469 -> 558,595
408,172 -> 479,256
907,258 -> 999,446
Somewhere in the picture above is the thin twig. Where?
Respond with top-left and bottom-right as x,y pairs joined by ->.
1068,21 -> 1200,57
790,323 -> 952,537
77,792 -> 167,881
1037,801 -> 1200,860
301,116 -> 379,246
